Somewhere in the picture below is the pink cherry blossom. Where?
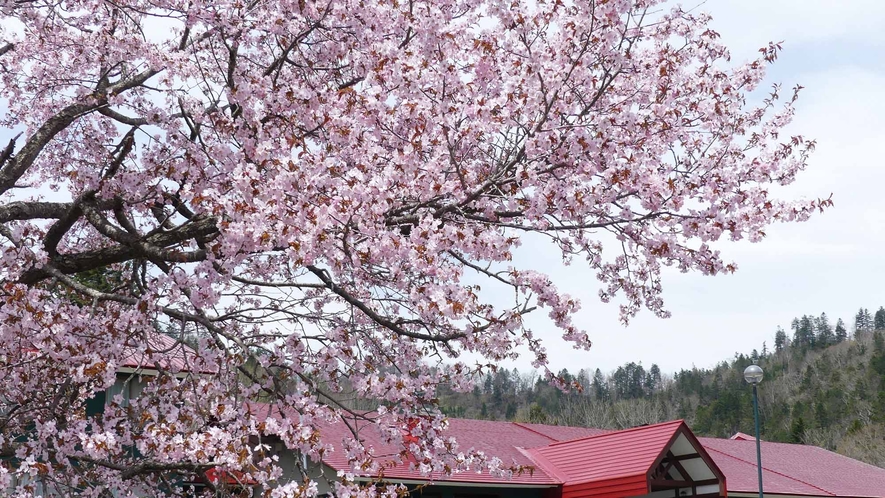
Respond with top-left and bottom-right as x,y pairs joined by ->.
0,0 -> 826,495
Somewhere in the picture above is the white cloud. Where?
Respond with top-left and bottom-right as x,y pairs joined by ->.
703,0 -> 885,60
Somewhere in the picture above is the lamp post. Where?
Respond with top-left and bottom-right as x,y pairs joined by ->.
744,364 -> 764,498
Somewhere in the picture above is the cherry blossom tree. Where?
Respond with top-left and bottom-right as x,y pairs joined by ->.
0,0 -> 827,495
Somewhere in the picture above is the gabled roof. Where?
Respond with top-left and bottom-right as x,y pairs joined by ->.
317,416 -> 570,486
701,437 -> 885,497
247,404 -> 574,486
527,420 -> 724,498
512,422 -> 609,442
248,405 -> 885,498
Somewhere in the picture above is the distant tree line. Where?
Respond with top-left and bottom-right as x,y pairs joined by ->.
436,304 -> 885,470
440,360 -> 666,425
783,307 -> 885,352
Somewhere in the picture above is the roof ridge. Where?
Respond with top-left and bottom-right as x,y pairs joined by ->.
511,422 -> 559,442
703,445 -> 836,496
544,418 -> 684,447
730,432 -> 757,441
516,447 -> 567,484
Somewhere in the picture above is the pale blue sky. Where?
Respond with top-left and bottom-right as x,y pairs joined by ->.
514,0 -> 885,376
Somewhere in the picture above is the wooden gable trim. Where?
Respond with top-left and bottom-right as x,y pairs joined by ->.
646,424 -> 727,497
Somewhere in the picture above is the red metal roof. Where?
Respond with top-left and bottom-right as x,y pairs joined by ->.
701,437 -> 885,498
246,406 -> 885,498
729,432 -> 756,441
319,416 -> 564,485
526,420 -> 724,498
203,467 -> 257,486
512,422 -> 609,442
248,405 -> 565,486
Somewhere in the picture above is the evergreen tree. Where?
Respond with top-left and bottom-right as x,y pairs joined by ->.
646,364 -> 662,394
512,368 -> 523,395
557,368 -> 573,385
576,368 -> 591,394
875,307 -> 885,330
815,400 -> 830,429
775,327 -> 788,353
592,368 -> 609,401
875,331 -> 885,354
794,315 -> 815,350
790,416 -> 807,444
835,319 -> 847,343
816,312 -> 834,348
871,331 -> 885,378
613,362 -> 646,399
855,308 -> 870,334
874,393 -> 885,424
492,369 -> 509,404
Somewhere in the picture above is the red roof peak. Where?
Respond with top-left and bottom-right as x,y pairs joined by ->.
730,432 -> 757,441
543,418 -> 685,448
526,419 -> 725,498
247,411 -> 885,497
511,422 -> 560,442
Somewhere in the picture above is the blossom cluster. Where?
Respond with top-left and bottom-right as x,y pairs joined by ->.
0,0 -> 823,495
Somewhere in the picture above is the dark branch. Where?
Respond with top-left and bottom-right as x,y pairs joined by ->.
19,214 -> 218,284
306,265 -> 467,343
0,68 -> 158,195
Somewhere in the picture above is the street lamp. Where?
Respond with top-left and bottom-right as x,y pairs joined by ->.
744,364 -> 764,498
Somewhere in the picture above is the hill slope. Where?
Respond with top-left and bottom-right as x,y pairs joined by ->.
436,320 -> 885,468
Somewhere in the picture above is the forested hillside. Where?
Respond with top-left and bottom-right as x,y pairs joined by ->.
436,307 -> 885,468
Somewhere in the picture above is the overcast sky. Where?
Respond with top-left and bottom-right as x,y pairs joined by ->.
510,0 -> 885,376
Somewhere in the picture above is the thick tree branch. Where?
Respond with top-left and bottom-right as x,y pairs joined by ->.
0,200 -> 90,224
19,214 -> 218,284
